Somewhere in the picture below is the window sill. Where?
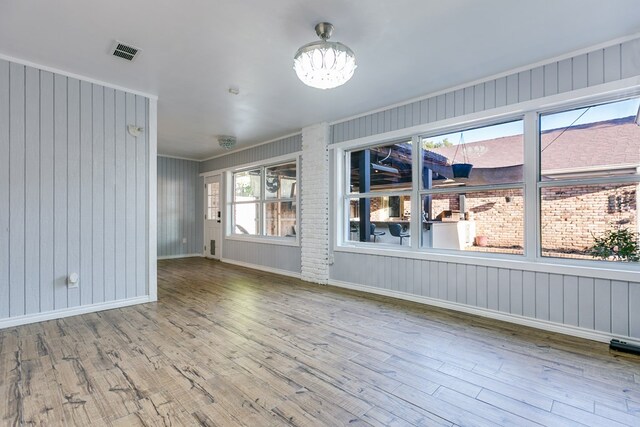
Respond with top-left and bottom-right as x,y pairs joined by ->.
226,234 -> 300,247
333,243 -> 639,282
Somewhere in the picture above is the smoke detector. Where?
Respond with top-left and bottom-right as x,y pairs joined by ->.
111,41 -> 141,61
218,136 -> 237,150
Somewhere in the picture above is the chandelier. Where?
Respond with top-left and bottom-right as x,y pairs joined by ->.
293,22 -> 357,90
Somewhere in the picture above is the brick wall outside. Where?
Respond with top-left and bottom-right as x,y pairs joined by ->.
541,183 -> 638,255
430,189 -> 524,248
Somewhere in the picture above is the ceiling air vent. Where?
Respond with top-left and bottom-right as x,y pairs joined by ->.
111,41 -> 140,61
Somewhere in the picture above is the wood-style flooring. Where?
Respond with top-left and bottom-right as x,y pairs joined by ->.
1,257 -> 640,426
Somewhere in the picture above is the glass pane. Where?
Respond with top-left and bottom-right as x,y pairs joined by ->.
265,162 -> 297,199
540,97 -> 640,181
207,182 -> 219,221
421,120 -> 523,189
347,196 -> 412,246
541,183 -> 638,262
349,140 -> 412,193
265,202 -> 297,237
234,169 -> 261,201
422,189 -> 523,254
233,203 -> 259,235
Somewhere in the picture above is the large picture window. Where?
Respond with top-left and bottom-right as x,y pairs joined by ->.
539,98 -> 640,262
346,140 -> 413,245
420,120 -> 524,254
231,161 -> 297,239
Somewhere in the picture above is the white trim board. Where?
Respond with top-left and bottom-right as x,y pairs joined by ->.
158,253 -> 203,260
221,258 -> 302,279
0,296 -> 152,330
329,279 -> 640,347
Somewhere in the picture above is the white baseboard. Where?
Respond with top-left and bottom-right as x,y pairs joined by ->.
0,296 -> 152,330
221,258 -> 302,279
158,253 -> 203,260
329,279 -> 640,347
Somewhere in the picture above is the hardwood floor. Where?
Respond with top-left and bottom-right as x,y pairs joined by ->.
1,257 -> 639,426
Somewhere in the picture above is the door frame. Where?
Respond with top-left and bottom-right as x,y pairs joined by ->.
203,173 -> 223,259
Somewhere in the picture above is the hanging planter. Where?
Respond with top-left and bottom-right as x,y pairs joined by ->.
452,163 -> 473,178
450,132 -> 473,179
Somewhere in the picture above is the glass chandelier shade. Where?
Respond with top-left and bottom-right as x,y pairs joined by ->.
293,23 -> 357,90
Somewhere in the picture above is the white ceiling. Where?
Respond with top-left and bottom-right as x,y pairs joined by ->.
1,1 -> 639,160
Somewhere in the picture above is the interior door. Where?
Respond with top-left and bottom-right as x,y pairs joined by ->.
204,175 -> 222,259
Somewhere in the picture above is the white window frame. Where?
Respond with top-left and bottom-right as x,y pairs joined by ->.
227,156 -> 300,247
332,82 -> 640,281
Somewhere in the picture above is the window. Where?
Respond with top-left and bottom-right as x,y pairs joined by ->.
539,97 -> 640,262
419,120 -> 524,253
346,140 -> 413,245
230,161 -> 297,239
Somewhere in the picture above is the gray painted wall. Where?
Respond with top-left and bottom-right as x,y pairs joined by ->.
331,253 -> 640,340
0,59 -> 150,321
198,134 -> 302,274
328,37 -> 640,340
199,134 -> 301,173
332,38 -> 640,143
157,156 -> 203,257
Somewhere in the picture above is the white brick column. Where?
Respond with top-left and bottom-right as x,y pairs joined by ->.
300,123 -> 330,284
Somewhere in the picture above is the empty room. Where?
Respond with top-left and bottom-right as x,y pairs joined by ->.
1,1 -> 640,425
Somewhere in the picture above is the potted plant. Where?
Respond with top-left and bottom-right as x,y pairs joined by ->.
589,227 -> 640,262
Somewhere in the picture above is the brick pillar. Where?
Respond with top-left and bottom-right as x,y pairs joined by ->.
300,123 -> 330,284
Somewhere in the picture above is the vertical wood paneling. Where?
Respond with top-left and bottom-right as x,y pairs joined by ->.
0,60 -> 8,319
80,81 -> 93,305
498,268 -> 510,312
543,63 -> 558,96
578,277 -> 595,329
67,78 -> 80,308
438,262 -> 447,300
428,261 -> 438,298
518,71 -> 531,102
446,263 -> 456,301
436,95 -> 447,120
39,71 -> 54,313
549,274 -> 564,323
495,77 -> 507,107
522,271 -> 536,318
25,67 -> 40,314
456,264 -> 466,303
486,267 -> 498,310
557,59 -> 573,93
476,265 -> 487,308
9,62 -> 25,317
92,85 -> 105,304
428,97 -> 437,123
135,96 -> 147,297
454,89 -> 465,116
630,283 -> 640,339
445,92 -> 454,119
572,54 -> 588,90
463,87 -> 474,114
535,273 -> 550,321
465,265 -> 477,306
611,280 -> 629,336
104,88 -> 116,301
0,60 -> 150,323
563,276 -> 579,326
473,83 -> 484,112
510,270 -> 523,316
114,91 -> 127,300
506,74 -> 518,105
621,38 -> 640,79
125,93 -> 136,299
587,50 -> 604,86
531,66 -> 544,99
594,278 -> 611,333
603,44 -> 621,82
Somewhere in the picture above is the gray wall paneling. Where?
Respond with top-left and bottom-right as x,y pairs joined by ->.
157,156 -> 203,257
331,40 -> 640,144
199,134 -> 302,173
0,59 -> 150,323
330,253 -> 640,340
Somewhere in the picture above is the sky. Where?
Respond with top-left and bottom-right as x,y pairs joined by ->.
422,97 -> 640,145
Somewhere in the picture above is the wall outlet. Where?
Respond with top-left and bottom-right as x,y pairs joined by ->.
67,273 -> 79,289
182,237 -> 187,244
